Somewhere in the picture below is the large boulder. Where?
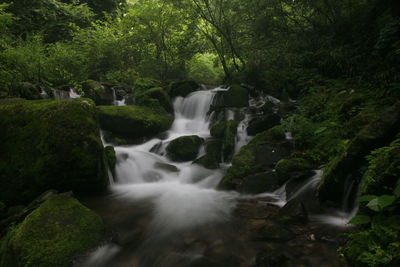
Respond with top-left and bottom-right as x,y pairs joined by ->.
81,80 -> 114,105
193,139 -> 223,169
168,80 -> 199,98
0,194 -> 105,267
135,87 -> 172,113
246,113 -> 281,136
318,103 -> 400,205
237,171 -> 282,194
97,105 -> 173,138
210,120 -> 238,160
0,99 -> 109,206
275,157 -> 314,182
166,135 -> 204,162
210,85 -> 249,112
219,126 -> 291,190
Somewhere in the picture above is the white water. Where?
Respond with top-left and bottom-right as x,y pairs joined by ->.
109,88 -> 238,234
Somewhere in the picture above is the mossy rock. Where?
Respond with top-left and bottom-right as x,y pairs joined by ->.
0,194 -> 104,267
81,80 -> 114,105
223,84 -> 249,108
275,158 -> 313,181
237,171 -> 282,194
135,87 -> 172,113
132,78 -> 162,96
104,146 -> 117,171
220,126 -> 290,190
166,135 -> 204,162
247,113 -> 281,136
168,80 -> 199,98
318,102 -> 400,205
193,139 -> 223,169
17,82 -> 42,100
97,105 -> 173,138
210,120 -> 238,160
0,99 -> 108,206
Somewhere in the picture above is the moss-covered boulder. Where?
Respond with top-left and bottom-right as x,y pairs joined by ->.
104,146 -> 117,171
223,85 -> 249,107
219,126 -> 290,189
237,171 -> 282,194
81,80 -> 114,105
168,80 -> 199,98
135,87 -> 172,113
97,105 -> 173,138
132,78 -> 162,96
193,139 -> 223,169
247,113 -> 281,136
275,158 -> 313,182
0,99 -> 108,206
166,135 -> 204,162
318,103 -> 400,205
210,120 -> 238,160
0,194 -> 105,267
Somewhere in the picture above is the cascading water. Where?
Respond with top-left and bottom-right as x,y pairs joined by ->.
80,87 -> 355,267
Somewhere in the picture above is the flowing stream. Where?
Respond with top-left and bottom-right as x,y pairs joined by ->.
79,86 -> 356,267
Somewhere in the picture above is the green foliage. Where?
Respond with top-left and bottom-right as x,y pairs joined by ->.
187,53 -> 224,85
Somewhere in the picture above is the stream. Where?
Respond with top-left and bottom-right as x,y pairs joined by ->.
77,86 -> 355,267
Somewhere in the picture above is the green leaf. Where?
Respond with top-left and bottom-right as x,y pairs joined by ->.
349,215 -> 371,225
358,195 -> 377,202
394,183 -> 400,198
377,195 -> 395,209
367,198 -> 380,211
366,195 -> 395,212
314,126 -> 327,134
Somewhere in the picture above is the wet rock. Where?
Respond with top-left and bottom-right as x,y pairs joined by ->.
220,126 -> 290,190
193,139 -> 223,169
256,224 -> 295,241
247,113 -> 281,136
105,146 -> 117,171
237,172 -> 282,194
254,250 -> 289,267
166,135 -> 204,162
135,87 -> 172,113
275,158 -> 313,182
154,162 -> 180,173
168,80 -> 199,98
0,194 -> 105,267
0,99 -> 109,206
98,105 -> 173,138
210,120 -> 238,161
279,199 -> 308,223
318,102 -> 400,205
81,80 -> 114,105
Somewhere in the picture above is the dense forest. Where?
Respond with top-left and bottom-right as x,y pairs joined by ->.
1,0 -> 400,266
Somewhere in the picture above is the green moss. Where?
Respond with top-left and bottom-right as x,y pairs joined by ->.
104,146 -> 116,170
132,78 -> 161,96
97,105 -> 173,138
223,120 -> 238,159
166,135 -> 204,162
222,84 -> 249,107
167,80 -> 199,98
3,194 -> 104,267
0,99 -> 108,206
318,103 -> 400,205
275,158 -> 312,180
220,126 -> 287,189
210,122 -> 226,138
81,80 -> 113,105
135,87 -> 172,113
247,113 -> 281,136
193,139 -> 223,169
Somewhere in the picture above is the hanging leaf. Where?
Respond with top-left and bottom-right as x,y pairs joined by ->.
314,126 -> 327,134
394,183 -> 400,198
377,195 -> 396,209
366,198 -> 380,211
349,215 -> 371,225
358,195 -> 377,202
